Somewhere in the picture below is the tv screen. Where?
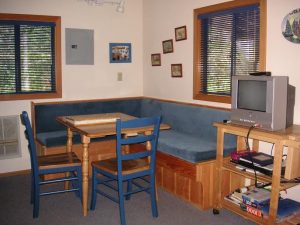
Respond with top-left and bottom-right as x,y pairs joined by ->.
237,80 -> 267,112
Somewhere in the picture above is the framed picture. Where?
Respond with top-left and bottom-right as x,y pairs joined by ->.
281,8 -> 300,44
175,26 -> 187,41
151,53 -> 161,66
162,39 -> 173,54
171,64 -> 182,77
109,43 -> 131,63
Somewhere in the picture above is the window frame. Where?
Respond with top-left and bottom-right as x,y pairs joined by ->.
0,13 -> 62,101
193,0 -> 266,104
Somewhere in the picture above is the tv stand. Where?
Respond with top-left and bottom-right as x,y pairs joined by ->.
213,122 -> 300,224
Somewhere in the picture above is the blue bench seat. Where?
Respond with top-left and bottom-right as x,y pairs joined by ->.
36,131 -> 115,148
158,130 -> 235,163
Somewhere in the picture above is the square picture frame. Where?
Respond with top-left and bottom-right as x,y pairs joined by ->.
171,64 -> 183,77
175,26 -> 187,41
162,39 -> 173,54
109,43 -> 132,63
151,53 -> 161,66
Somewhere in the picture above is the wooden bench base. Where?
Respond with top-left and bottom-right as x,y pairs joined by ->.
156,151 -> 216,210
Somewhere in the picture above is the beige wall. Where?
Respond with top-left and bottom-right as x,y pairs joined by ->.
0,0 -> 143,172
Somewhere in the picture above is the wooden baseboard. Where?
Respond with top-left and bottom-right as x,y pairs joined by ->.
0,169 -> 30,177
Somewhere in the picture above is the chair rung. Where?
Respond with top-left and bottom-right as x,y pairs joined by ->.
125,186 -> 150,196
97,176 -> 115,183
40,188 -> 79,196
132,180 -> 145,189
100,181 -> 118,192
96,189 -> 119,203
40,176 -> 78,185
138,176 -> 150,183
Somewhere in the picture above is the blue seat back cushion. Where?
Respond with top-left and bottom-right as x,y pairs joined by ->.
35,99 -> 142,133
141,99 -> 235,139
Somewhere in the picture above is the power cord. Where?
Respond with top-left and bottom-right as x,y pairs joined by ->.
245,124 -> 260,188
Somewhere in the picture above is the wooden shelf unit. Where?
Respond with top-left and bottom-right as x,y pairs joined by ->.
214,122 -> 300,225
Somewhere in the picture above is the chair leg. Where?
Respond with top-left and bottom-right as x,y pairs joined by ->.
90,167 -> 97,210
150,175 -> 158,218
30,175 -> 34,204
118,180 -> 126,225
77,169 -> 83,202
72,169 -> 82,201
125,179 -> 132,200
33,182 -> 40,218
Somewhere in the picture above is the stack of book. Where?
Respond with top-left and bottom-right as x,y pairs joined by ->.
225,186 -> 300,221
241,187 -> 271,218
224,186 -> 271,218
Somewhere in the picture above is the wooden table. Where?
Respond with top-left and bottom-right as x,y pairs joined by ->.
57,112 -> 170,216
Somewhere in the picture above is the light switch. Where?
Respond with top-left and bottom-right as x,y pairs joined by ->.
117,72 -> 123,81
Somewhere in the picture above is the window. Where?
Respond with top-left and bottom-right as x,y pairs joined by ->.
0,14 -> 61,101
193,0 -> 266,103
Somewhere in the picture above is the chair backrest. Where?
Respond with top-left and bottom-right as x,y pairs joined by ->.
20,111 -> 39,177
116,116 -> 161,175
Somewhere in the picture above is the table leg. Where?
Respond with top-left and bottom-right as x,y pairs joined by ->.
81,135 -> 90,216
65,128 -> 73,189
145,131 -> 158,201
67,128 -> 73,153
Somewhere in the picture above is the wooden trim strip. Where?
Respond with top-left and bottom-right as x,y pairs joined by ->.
31,96 -> 230,112
0,169 -> 30,177
32,96 -> 144,106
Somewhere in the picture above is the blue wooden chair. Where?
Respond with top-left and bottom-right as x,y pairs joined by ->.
20,111 -> 82,218
90,116 -> 161,225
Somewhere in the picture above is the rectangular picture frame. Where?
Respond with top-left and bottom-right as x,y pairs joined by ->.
109,43 -> 132,63
151,53 -> 161,66
162,39 -> 173,54
175,26 -> 187,41
171,64 -> 183,77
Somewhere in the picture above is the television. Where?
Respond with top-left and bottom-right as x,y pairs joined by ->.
231,75 -> 290,131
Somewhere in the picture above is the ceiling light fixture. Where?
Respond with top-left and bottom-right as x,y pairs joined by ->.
84,0 -> 125,13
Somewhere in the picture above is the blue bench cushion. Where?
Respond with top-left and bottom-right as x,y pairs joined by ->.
158,130 -> 236,163
37,131 -> 115,148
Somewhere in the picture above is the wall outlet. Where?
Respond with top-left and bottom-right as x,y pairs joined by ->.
117,72 -> 123,81
244,178 -> 251,187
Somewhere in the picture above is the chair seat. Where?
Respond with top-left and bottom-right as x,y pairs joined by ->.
92,157 -> 150,175
38,152 -> 81,170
